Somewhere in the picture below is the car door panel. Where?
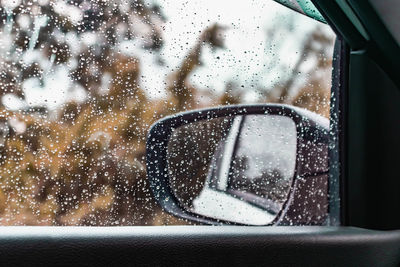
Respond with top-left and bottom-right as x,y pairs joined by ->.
0,226 -> 399,266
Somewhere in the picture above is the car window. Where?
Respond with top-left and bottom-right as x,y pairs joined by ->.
228,115 -> 297,207
0,0 -> 335,225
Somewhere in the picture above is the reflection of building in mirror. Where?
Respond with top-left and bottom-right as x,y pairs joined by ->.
229,115 -> 297,203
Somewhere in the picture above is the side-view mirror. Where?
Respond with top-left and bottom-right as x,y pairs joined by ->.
146,104 -> 329,225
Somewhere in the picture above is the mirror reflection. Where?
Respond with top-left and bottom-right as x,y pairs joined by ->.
167,114 -> 297,225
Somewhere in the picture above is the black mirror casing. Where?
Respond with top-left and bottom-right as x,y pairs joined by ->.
146,104 -> 329,225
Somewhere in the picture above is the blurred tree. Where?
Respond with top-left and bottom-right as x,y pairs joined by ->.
257,27 -> 334,117
0,0 -> 334,226
166,23 -> 226,112
0,0 -> 172,225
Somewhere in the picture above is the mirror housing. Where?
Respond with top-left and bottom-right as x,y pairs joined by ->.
146,104 -> 329,225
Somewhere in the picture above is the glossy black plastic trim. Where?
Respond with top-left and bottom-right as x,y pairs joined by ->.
328,37 -> 349,226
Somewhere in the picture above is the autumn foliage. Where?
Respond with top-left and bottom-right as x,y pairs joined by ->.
0,0 -> 334,225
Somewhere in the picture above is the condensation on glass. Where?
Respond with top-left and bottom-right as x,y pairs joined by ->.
0,0 -> 335,225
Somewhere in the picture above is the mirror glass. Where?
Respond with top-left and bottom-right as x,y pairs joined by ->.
167,114 -> 297,225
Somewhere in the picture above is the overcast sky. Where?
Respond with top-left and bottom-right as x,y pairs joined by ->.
3,0 -> 334,110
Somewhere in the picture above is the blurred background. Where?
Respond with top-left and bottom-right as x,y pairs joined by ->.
0,0 -> 335,225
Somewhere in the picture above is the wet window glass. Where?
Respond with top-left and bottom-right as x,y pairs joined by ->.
228,115 -> 297,206
0,0 -> 335,225
167,114 -> 300,225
